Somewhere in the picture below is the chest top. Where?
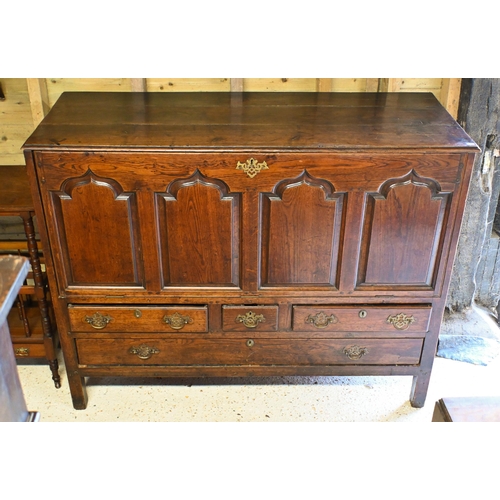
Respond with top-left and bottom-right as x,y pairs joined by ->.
22,92 -> 478,153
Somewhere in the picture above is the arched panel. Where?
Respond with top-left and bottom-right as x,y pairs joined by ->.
358,169 -> 451,289
260,170 -> 345,287
156,169 -> 241,287
51,169 -> 143,286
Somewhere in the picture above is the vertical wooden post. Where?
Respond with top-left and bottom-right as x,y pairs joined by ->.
130,79 -> 147,92
26,79 -> 50,128
366,79 -> 379,92
317,79 -> 332,92
441,78 -> 462,119
230,79 -> 244,92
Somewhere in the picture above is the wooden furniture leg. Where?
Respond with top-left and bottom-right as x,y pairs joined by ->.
21,212 -> 61,388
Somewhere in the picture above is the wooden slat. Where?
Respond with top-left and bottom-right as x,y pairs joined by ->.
230,79 -> 244,92
27,78 -> 50,127
147,79 -> 230,92
388,79 -> 404,92
46,78 -> 133,106
441,78 -> 462,119
366,79 -> 379,92
317,79 -> 332,92
130,79 -> 147,92
244,78 -> 317,92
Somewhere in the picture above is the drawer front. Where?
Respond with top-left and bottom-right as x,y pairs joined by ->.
76,337 -> 423,366
222,306 -> 278,332
293,305 -> 431,333
12,343 -> 46,358
68,306 -> 208,333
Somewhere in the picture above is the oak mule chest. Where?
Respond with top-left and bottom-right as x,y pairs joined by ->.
23,92 -> 478,410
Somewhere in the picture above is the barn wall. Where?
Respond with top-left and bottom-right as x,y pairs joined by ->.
0,78 -> 461,166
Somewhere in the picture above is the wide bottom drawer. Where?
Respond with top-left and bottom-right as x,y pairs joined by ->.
76,337 -> 423,366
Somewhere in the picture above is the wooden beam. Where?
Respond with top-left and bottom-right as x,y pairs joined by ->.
230,79 -> 244,92
130,79 -> 147,92
366,79 -> 379,92
317,79 -> 332,92
441,78 -> 462,119
388,78 -> 403,92
26,79 -> 50,127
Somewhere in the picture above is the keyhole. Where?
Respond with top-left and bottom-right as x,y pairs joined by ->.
246,339 -> 255,347
359,310 -> 367,319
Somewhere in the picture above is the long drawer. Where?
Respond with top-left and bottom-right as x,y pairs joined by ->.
292,305 -> 431,333
68,305 -> 208,333
76,337 -> 423,366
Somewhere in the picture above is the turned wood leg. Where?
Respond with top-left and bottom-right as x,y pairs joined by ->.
21,212 -> 62,389
48,359 -> 61,389
410,372 -> 431,408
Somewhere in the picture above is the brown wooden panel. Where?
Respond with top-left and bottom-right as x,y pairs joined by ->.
260,171 -> 344,287
68,305 -> 208,333
222,305 -> 278,332
76,337 -> 423,366
156,170 -> 241,287
49,170 -> 144,287
292,305 -> 431,334
358,170 -> 451,289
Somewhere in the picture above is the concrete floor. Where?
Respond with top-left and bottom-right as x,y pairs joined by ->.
16,352 -> 500,422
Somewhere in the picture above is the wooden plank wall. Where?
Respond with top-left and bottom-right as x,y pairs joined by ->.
0,78 -> 462,166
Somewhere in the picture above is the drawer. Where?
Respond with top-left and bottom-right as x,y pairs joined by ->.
12,343 -> 46,358
292,305 -> 431,333
222,305 -> 278,332
68,305 -> 208,333
76,337 -> 423,366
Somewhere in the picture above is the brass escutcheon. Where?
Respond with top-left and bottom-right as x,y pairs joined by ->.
129,344 -> 160,360
15,347 -> 29,357
343,345 -> 369,360
163,311 -> 193,330
84,312 -> 113,329
306,311 -> 338,329
246,339 -> 255,347
134,309 -> 142,318
387,313 -> 415,330
236,311 -> 265,329
359,310 -> 367,319
236,158 -> 269,178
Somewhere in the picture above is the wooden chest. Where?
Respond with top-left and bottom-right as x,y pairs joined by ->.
22,92 -> 478,410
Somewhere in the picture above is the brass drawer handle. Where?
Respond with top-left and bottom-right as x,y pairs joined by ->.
343,345 -> 369,360
387,313 -> 415,330
236,158 -> 269,178
15,347 -> 30,357
163,311 -> 193,330
129,344 -> 160,360
305,311 -> 338,329
236,311 -> 265,328
84,312 -> 113,329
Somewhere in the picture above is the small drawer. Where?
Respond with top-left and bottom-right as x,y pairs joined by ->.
292,305 -> 431,333
12,343 -> 46,358
68,305 -> 208,333
76,337 -> 423,366
222,305 -> 278,332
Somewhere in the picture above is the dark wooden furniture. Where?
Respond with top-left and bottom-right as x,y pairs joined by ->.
432,397 -> 500,422
0,165 -> 60,388
22,91 -> 479,410
0,255 -> 39,421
